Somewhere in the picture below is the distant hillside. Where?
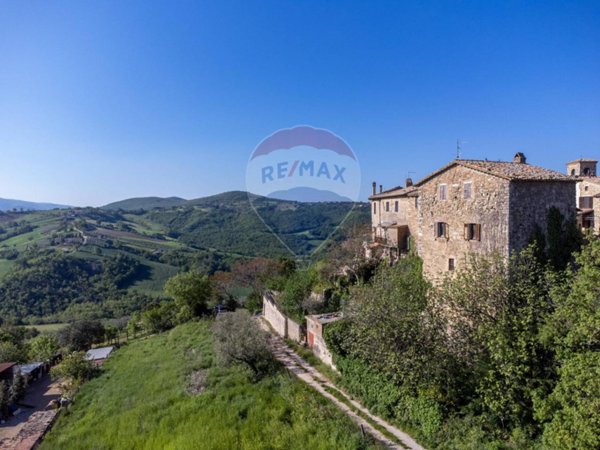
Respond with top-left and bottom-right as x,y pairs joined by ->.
102,196 -> 187,211
0,191 -> 370,322
268,187 -> 353,202
0,198 -> 70,211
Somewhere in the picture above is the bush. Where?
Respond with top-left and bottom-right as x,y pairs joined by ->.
212,310 -> 277,380
51,351 -> 98,398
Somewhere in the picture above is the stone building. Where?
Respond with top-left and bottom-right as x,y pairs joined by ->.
566,158 -> 600,233
369,153 -> 577,278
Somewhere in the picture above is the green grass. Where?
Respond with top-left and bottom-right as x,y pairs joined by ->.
0,258 -> 15,280
21,323 -> 68,333
41,321 -> 381,450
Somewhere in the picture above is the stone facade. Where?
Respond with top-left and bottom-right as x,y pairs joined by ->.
567,159 -> 600,234
416,164 -> 511,277
509,181 -> 576,250
369,154 -> 578,278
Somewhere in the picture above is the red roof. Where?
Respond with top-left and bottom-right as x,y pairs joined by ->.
0,362 -> 16,373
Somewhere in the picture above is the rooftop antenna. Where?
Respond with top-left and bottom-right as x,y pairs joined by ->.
456,139 -> 467,159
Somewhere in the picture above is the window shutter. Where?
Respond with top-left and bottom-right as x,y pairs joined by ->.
475,224 -> 481,241
464,224 -> 469,240
444,223 -> 449,239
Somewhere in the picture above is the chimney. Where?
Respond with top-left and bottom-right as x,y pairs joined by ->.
405,177 -> 413,187
513,152 -> 526,164
379,184 -> 383,193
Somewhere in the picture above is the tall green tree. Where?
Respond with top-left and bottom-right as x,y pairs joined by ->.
164,271 -> 212,321
536,237 -> 600,448
29,334 -> 59,362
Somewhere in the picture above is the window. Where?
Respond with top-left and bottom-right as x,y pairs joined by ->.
463,182 -> 472,199
571,169 -> 576,176
386,201 -> 390,212
448,258 -> 455,271
464,223 -> 481,241
585,185 -> 589,191
439,184 -> 447,200
580,197 -> 594,209
583,167 -> 590,176
373,203 -> 377,214
435,222 -> 449,239
394,201 -> 399,212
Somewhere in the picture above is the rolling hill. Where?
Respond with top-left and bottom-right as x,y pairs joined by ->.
0,191 -> 370,322
102,196 -> 187,210
0,197 -> 70,211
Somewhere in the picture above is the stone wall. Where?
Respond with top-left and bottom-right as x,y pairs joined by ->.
576,178 -> 600,233
262,292 -> 305,343
312,334 -> 335,369
286,318 -> 304,343
263,292 -> 287,338
416,165 -> 511,278
509,181 -> 577,251
0,410 -> 58,450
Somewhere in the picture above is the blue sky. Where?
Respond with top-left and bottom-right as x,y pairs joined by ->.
0,0 -> 598,206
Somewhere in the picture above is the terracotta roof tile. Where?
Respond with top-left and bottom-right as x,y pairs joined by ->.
415,159 -> 577,186
369,185 -> 418,200
457,160 -> 575,181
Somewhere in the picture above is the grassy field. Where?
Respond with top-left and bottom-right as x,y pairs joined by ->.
21,323 -> 68,333
41,321 -> 380,450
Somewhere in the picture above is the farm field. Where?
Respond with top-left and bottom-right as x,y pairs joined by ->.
40,321 -> 380,450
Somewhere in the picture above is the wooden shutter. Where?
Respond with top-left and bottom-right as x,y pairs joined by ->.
475,224 -> 481,241
444,223 -> 449,239
464,224 -> 469,240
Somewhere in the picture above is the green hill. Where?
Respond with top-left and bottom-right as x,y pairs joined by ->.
0,192 -> 370,322
102,196 -> 187,210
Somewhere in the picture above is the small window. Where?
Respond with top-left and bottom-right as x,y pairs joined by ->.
373,203 -> 377,214
463,182 -> 472,199
448,258 -> 455,271
583,167 -> 590,176
394,201 -> 399,212
571,169 -> 576,176
464,223 -> 481,241
580,197 -> 593,209
439,184 -> 447,200
585,185 -> 589,191
435,222 -> 449,239
386,201 -> 390,212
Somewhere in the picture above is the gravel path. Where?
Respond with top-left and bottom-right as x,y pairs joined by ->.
262,322 -> 424,450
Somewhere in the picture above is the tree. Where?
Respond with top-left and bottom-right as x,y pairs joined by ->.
29,334 -> 59,362
9,371 -> 27,403
212,310 -> 277,380
280,270 -> 315,320
127,312 -> 142,339
0,341 -> 30,363
141,303 -> 177,334
164,271 -> 212,321
58,320 -> 106,351
536,237 -> 600,448
50,351 -> 97,398
104,325 -> 118,345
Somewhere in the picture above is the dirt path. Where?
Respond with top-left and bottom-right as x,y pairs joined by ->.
263,323 -> 424,450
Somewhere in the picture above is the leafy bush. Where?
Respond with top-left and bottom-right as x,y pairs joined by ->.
212,310 -> 278,380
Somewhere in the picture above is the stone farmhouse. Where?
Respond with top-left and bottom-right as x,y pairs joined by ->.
368,153 -> 577,277
567,158 -> 600,233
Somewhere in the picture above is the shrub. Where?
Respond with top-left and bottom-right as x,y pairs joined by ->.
212,310 -> 277,380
